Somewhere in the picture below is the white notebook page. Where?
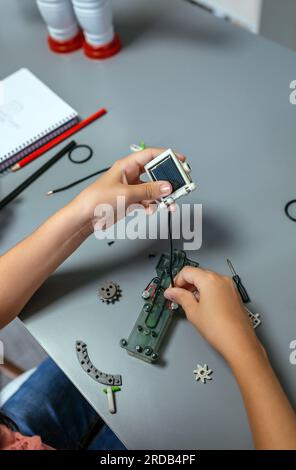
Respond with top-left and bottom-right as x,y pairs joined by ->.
0,68 -> 78,162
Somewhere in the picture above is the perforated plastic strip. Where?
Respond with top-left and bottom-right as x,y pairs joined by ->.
75,341 -> 122,386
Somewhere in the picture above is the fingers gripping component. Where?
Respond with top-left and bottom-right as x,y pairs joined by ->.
121,250 -> 199,364
76,341 -> 122,386
98,282 -> 121,304
144,149 -> 196,208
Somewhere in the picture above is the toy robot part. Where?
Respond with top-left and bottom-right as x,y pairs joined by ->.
170,302 -> 179,311
102,386 -> 121,414
121,250 -> 199,364
245,308 -> 262,329
75,341 -> 122,386
130,141 -> 146,152
144,148 -> 196,209
98,282 -> 121,304
193,364 -> 213,384
106,386 -> 116,414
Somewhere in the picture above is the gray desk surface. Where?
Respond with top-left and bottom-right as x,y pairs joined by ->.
1,0 -> 296,450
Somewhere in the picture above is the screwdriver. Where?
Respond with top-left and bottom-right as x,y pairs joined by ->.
227,259 -> 250,303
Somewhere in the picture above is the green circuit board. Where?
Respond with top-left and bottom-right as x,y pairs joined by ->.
120,250 -> 199,363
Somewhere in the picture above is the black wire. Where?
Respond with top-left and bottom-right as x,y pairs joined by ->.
285,199 -> 296,222
49,167 -> 110,194
168,210 -> 174,287
68,144 -> 93,164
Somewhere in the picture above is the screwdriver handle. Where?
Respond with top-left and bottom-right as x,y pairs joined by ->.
233,275 -> 250,303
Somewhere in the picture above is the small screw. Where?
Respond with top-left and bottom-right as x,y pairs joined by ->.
120,339 -> 127,347
144,347 -> 152,356
136,345 -> 143,352
137,325 -> 143,332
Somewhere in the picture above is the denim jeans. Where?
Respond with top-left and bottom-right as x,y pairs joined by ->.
1,358 -> 126,450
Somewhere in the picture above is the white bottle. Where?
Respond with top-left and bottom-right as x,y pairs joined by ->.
72,0 -> 121,58
36,0 -> 83,52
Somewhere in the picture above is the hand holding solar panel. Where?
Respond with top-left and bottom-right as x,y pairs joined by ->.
144,149 -> 196,208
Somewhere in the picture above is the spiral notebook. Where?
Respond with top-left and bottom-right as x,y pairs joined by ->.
0,68 -> 79,172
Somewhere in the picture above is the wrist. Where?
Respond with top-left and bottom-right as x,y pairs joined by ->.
227,336 -> 269,374
61,198 -> 94,240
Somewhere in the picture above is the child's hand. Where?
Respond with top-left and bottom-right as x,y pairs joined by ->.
73,147 -> 185,233
164,267 -> 263,365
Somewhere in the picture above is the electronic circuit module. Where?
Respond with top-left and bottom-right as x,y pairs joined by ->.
120,250 -> 199,363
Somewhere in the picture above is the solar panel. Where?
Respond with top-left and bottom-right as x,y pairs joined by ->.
149,155 -> 186,192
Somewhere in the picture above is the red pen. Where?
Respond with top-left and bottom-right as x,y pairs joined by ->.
11,107 -> 107,171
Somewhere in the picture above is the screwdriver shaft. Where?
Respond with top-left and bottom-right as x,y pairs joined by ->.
227,259 -> 237,277
227,259 -> 250,304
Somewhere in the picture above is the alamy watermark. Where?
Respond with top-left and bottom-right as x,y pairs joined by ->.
289,80 -> 296,104
92,197 -> 202,251
289,340 -> 296,365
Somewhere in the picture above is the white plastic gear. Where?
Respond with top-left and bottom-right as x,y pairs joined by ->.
193,364 -> 213,384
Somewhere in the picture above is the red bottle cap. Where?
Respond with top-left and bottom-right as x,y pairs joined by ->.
47,30 -> 84,54
83,33 -> 121,60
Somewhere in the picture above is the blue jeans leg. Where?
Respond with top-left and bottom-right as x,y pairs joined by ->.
1,358 -> 125,450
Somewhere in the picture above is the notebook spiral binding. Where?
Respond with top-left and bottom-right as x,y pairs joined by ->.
0,113 -> 79,173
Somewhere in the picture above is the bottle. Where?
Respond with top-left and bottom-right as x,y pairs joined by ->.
71,0 -> 121,59
36,0 -> 83,53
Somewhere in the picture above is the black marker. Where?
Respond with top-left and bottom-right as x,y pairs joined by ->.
0,141 -> 76,210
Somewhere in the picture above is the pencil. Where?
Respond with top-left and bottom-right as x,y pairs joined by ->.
11,108 -> 107,171
0,141 -> 76,210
